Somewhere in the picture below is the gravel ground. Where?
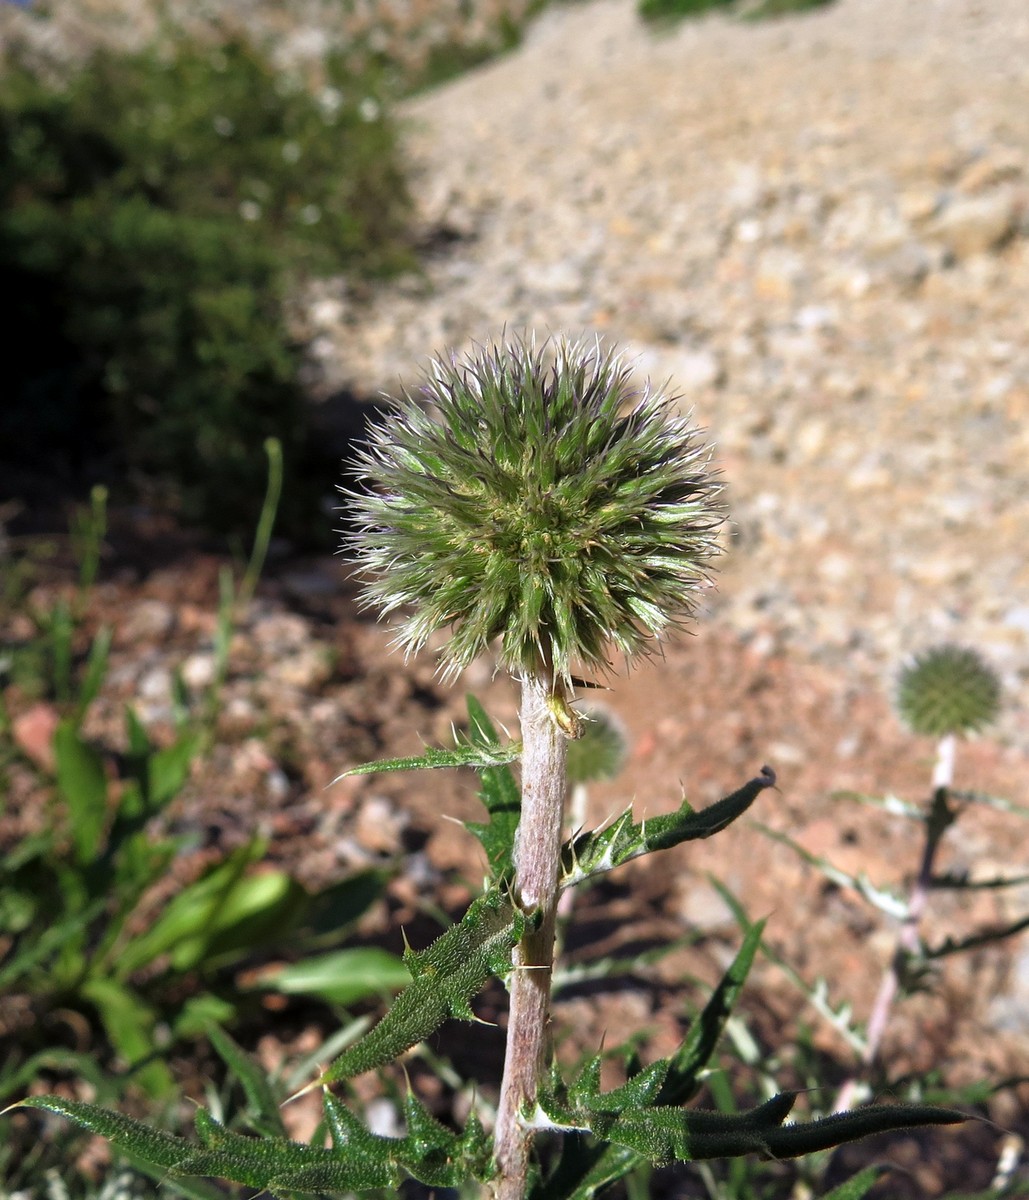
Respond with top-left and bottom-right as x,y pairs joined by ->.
302,0 -> 1029,753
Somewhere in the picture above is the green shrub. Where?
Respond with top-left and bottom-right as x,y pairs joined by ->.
0,37 -> 411,533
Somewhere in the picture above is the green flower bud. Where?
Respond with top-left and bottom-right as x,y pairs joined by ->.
341,334 -> 725,685
895,644 -> 1002,738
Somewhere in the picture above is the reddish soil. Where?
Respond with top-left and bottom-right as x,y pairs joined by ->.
4,509 -> 1029,1197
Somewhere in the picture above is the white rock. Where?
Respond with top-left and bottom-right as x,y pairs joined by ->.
929,189 -> 1020,258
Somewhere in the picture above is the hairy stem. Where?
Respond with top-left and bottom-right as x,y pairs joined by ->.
493,674 -> 569,1199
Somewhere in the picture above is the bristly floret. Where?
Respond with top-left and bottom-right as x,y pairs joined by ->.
340,333 -> 726,685
895,644 -> 1002,738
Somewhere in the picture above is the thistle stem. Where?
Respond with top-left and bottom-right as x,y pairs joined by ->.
493,673 -> 568,1199
835,733 -> 958,1113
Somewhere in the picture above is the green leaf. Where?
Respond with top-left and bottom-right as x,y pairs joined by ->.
257,947 -> 411,1005
113,839 -> 267,975
535,1087 -> 964,1166
11,1091 -> 494,1192
818,1165 -> 892,1200
48,599 -> 74,704
464,696 -> 521,880
538,914 -> 767,1199
53,720 -> 108,863
125,705 -> 151,757
711,875 -> 868,1055
661,916 -> 765,1103
147,730 -> 203,807
14,1097 -> 189,1171
333,738 -> 521,780
172,993 -> 237,1040
207,1026 -> 286,1137
72,624 -> 112,726
0,895 -> 106,990
318,887 -> 523,1083
561,767 -> 775,889
80,977 -> 174,1097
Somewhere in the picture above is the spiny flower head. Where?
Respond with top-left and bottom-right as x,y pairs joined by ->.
341,334 -> 725,685
895,644 -> 1002,738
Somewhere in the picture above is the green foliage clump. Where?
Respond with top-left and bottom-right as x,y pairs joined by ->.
639,0 -> 834,22
0,476 -> 404,1192
0,36 -> 411,532
895,644 -> 1002,738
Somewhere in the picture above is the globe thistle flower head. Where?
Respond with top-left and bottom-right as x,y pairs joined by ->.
341,334 -> 726,686
895,644 -> 1002,738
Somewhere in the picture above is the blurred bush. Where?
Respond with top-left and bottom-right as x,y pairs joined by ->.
0,36 -> 412,535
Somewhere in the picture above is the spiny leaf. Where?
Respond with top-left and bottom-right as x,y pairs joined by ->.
561,767 -> 775,888
534,1089 -> 964,1166
333,738 -> 520,781
11,1092 -> 491,1192
925,912 -> 1029,959
463,696 -> 521,880
930,869 -> 1029,891
536,917 -> 766,1199
13,1096 -> 189,1171
318,887 -> 523,1083
660,915 -> 765,1104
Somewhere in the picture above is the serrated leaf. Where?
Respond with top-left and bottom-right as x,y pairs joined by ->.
561,767 -> 775,889
534,1090 -> 964,1166
13,1096 -> 399,1192
318,887 -> 523,1083
464,696 -> 521,880
537,917 -> 767,1200
925,912 -> 1029,959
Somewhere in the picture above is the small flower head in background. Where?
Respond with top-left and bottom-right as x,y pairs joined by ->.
341,333 -> 725,686
895,644 -> 1002,738
566,706 -> 629,786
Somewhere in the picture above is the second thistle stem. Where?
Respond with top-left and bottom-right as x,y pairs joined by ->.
835,733 -> 958,1113
493,673 -> 569,1200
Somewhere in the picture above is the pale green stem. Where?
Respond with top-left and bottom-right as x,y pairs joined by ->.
835,732 -> 957,1112
492,673 -> 569,1200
